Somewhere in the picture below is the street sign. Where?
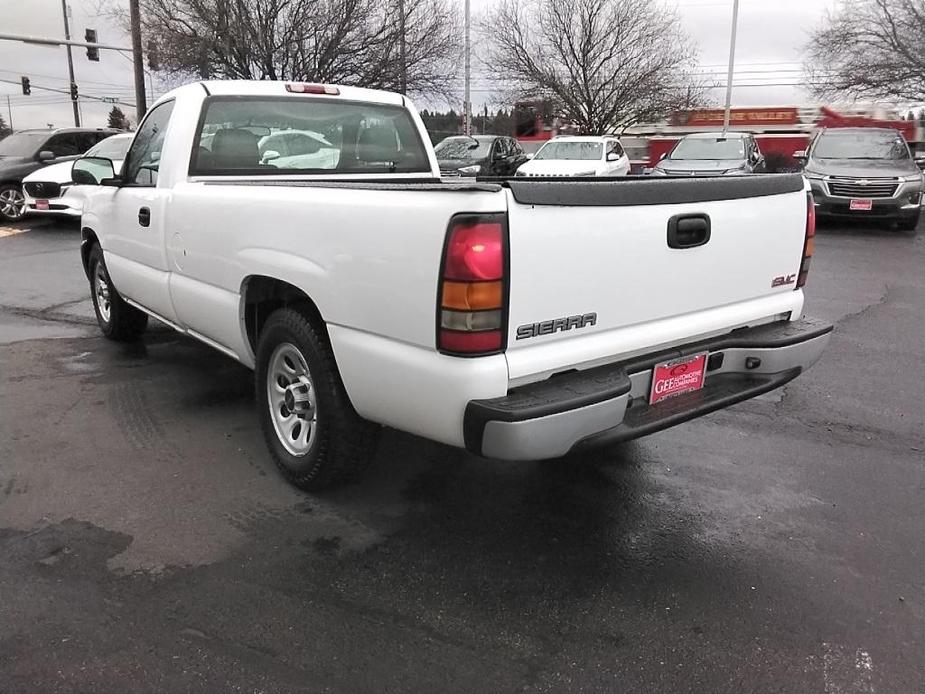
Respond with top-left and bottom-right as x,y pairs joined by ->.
102,97 -> 119,104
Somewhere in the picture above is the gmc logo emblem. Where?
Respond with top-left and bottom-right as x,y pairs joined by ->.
771,273 -> 797,288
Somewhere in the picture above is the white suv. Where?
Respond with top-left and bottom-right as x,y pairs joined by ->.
516,136 -> 630,177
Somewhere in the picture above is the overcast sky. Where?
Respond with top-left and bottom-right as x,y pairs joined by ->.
0,0 -> 838,131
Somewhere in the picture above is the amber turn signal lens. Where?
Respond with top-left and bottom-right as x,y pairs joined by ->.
441,280 -> 503,310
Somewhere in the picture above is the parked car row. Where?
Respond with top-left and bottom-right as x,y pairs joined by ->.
0,127 -> 120,222
2,117 -> 922,232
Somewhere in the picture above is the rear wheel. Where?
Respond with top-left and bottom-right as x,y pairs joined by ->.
0,184 -> 26,222
88,244 -> 148,341
256,307 -> 379,490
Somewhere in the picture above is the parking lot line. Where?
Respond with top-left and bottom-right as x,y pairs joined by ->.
0,226 -> 30,238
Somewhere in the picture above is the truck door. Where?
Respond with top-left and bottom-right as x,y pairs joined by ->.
102,99 -> 179,324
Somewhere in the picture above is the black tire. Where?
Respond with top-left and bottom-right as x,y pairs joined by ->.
255,307 -> 380,491
897,213 -> 920,233
88,244 -> 148,341
0,183 -> 27,222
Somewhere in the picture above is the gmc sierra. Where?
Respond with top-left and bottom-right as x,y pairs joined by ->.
73,80 -> 831,490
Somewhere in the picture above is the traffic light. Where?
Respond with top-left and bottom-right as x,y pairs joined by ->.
70,83 -> 78,100
85,29 -> 99,61
20,76 -> 30,95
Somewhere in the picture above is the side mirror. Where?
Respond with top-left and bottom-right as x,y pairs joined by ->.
38,150 -> 55,162
525,152 -> 534,160
606,152 -> 619,162
72,157 -> 116,186
915,157 -> 925,170
262,150 -> 281,163
793,150 -> 807,160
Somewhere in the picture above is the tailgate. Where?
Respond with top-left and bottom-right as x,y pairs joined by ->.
504,174 -> 809,380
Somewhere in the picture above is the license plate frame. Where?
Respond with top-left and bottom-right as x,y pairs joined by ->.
650,352 -> 708,405
35,199 -> 50,211
849,198 -> 873,211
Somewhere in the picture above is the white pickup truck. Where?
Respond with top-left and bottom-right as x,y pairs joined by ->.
73,80 -> 831,490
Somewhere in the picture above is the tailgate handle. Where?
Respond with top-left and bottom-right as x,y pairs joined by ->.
667,214 -> 711,249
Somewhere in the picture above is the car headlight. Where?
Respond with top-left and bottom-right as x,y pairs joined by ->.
650,166 -> 667,176
573,170 -> 596,176
723,166 -> 747,175
457,165 -> 481,175
902,174 -> 923,183
802,170 -> 825,180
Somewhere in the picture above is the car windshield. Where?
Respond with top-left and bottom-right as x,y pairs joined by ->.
434,137 -> 492,160
534,141 -> 602,161
0,132 -> 48,157
86,136 -> 132,160
670,137 -> 746,160
812,131 -> 910,160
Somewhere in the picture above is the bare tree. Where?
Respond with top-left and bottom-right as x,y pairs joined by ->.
804,0 -> 925,102
105,0 -> 460,100
478,0 -> 705,133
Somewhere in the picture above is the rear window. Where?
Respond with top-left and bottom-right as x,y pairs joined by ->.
190,97 -> 430,175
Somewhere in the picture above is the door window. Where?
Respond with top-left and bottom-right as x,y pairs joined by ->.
44,133 -> 83,157
122,100 -> 175,186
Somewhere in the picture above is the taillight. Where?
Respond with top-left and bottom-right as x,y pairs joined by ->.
285,83 -> 340,95
797,191 -> 815,289
437,215 -> 508,355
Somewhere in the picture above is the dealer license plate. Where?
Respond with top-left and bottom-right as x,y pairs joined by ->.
35,199 -> 49,210
650,352 -> 708,405
849,199 -> 873,211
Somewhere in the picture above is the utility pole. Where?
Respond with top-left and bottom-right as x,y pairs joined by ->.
721,0 -> 740,135
60,0 -> 80,127
464,0 -> 471,135
6,95 -> 12,131
398,0 -> 407,94
129,0 -> 147,122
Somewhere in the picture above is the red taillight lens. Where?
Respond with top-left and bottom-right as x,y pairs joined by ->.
285,83 -> 340,95
797,191 -> 815,289
437,216 -> 507,356
443,223 -> 504,280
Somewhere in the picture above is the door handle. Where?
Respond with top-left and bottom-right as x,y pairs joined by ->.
667,213 -> 711,249
138,207 -> 151,227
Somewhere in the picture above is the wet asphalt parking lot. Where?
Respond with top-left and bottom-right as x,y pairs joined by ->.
0,214 -> 923,693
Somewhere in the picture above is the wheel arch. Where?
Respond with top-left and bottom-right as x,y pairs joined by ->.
240,275 -> 329,356
80,227 -> 100,278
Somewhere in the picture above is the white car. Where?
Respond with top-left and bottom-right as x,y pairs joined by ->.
74,80 -> 830,491
515,136 -> 631,177
22,133 -> 134,217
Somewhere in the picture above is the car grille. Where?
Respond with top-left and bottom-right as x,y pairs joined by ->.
827,177 -> 898,198
23,181 -> 62,198
665,170 -> 721,177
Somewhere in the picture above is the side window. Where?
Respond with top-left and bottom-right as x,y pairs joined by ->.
44,133 -> 82,157
191,97 -> 430,175
76,133 -> 99,153
494,138 -> 509,158
510,139 -> 524,155
123,100 -> 175,186
607,140 -> 624,158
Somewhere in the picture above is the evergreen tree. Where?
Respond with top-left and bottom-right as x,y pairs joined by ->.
107,106 -> 130,130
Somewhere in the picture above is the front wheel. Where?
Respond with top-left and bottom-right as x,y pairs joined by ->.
897,212 -> 920,233
256,307 -> 380,490
88,244 -> 148,341
0,184 -> 26,222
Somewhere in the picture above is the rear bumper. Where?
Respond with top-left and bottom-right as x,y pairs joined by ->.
464,317 -> 832,460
